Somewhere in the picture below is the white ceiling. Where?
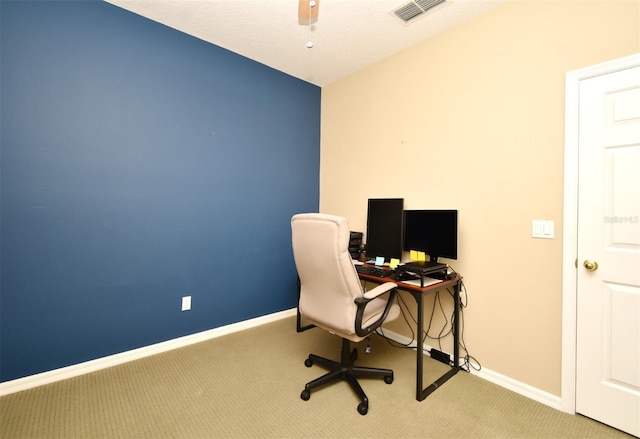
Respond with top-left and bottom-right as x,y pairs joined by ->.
105,0 -> 505,86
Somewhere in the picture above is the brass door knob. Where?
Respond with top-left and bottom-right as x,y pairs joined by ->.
583,260 -> 599,271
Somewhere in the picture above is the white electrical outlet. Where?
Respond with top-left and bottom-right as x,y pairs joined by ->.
181,296 -> 192,311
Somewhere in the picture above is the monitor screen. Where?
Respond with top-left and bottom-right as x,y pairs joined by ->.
365,198 -> 404,263
403,210 -> 458,263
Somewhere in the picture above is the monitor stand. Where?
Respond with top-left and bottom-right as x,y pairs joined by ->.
405,260 -> 446,270
403,260 -> 447,279
399,260 -> 447,287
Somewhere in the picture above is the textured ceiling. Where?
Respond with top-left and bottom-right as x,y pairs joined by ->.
105,0 -> 505,86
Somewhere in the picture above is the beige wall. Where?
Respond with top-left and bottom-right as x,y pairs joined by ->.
320,0 -> 639,396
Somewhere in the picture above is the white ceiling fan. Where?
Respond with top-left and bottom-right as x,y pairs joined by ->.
298,0 -> 320,48
298,0 -> 319,25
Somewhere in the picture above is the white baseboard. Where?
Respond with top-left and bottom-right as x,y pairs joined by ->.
475,365 -> 562,410
379,327 -> 562,410
0,308 -> 297,397
1,309 -> 562,411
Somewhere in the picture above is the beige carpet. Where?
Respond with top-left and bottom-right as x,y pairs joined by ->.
0,316 -> 633,438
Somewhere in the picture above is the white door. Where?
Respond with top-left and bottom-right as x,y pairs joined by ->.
575,65 -> 640,437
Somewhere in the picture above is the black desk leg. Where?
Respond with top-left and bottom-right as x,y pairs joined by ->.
415,279 -> 461,401
416,292 -> 425,400
453,280 -> 460,369
297,309 -> 315,332
296,278 -> 315,332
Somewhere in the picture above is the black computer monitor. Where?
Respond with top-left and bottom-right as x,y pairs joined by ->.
403,210 -> 458,264
366,198 -> 404,262
365,198 -> 404,263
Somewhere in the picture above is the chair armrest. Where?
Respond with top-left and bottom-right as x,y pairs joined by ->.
362,282 -> 397,300
354,283 -> 397,337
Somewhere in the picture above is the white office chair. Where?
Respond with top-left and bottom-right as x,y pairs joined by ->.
291,213 -> 400,415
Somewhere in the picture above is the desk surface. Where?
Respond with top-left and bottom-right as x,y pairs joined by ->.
356,264 -> 460,293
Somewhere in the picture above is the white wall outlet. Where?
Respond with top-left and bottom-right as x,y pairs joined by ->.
181,296 -> 192,311
532,220 -> 554,239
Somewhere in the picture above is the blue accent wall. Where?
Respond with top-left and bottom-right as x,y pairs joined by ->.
0,1 -> 320,382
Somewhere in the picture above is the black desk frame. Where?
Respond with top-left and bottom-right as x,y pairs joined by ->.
296,273 -> 462,401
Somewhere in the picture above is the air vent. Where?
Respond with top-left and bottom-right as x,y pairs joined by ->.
391,0 -> 446,25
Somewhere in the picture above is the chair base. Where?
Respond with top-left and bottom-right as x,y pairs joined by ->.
300,338 -> 394,415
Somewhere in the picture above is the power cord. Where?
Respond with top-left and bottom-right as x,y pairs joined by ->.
446,276 -> 481,373
366,268 -> 481,373
372,287 -> 451,355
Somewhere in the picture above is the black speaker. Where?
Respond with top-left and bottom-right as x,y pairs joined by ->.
349,231 -> 363,259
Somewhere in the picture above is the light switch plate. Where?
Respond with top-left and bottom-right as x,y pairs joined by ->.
532,220 -> 554,239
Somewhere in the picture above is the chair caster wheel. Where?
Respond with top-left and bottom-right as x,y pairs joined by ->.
357,402 -> 368,415
301,389 -> 311,401
304,358 -> 313,367
384,375 -> 393,384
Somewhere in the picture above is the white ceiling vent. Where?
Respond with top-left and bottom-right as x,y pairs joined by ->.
391,0 -> 447,25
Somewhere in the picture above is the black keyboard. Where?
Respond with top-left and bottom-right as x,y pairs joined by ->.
355,265 -> 394,278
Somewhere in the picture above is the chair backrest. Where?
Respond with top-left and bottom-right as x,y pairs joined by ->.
291,213 -> 364,337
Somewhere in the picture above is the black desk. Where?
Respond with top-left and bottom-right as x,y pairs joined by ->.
297,267 -> 462,401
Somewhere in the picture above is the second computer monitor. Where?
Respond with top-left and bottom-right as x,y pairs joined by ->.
403,210 -> 458,264
365,198 -> 404,263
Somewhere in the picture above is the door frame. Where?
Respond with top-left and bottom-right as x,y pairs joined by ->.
561,52 -> 640,414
